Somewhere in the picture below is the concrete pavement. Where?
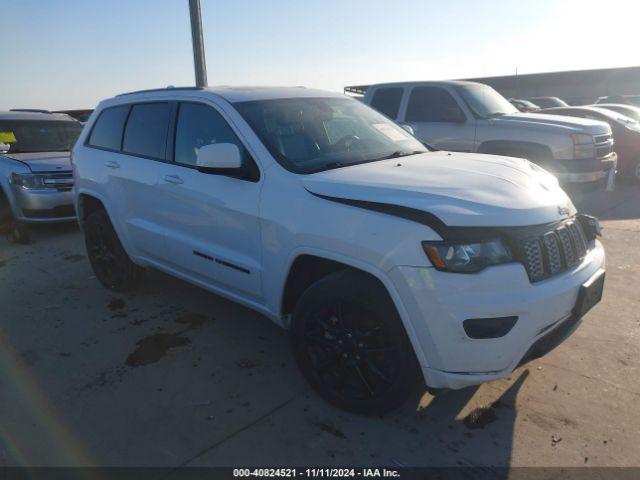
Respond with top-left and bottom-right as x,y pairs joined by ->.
0,184 -> 638,468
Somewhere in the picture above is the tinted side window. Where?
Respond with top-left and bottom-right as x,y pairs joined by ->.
174,103 -> 245,166
370,88 -> 403,119
406,87 -> 464,122
88,105 -> 129,150
122,103 -> 171,159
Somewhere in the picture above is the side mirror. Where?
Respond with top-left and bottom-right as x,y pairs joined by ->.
400,124 -> 415,135
196,143 -> 242,172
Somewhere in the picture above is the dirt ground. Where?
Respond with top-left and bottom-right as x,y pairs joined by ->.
0,183 -> 638,468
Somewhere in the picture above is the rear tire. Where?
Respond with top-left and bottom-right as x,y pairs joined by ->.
291,270 -> 420,415
84,209 -> 143,291
0,188 -> 14,227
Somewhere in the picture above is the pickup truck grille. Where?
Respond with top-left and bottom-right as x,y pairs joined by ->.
594,133 -> 613,159
42,172 -> 74,191
518,219 -> 588,282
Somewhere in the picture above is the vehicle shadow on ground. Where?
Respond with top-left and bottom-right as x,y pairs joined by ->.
102,264 -> 533,468
405,369 -> 530,469
0,220 -> 79,247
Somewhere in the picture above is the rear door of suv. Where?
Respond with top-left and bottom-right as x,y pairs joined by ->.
86,101 -> 173,260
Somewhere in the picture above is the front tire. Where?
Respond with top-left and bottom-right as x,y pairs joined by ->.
291,270 -> 420,415
84,209 -> 143,291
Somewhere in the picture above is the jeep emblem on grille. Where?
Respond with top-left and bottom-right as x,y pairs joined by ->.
558,206 -> 571,216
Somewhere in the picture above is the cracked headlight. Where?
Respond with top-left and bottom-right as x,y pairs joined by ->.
422,240 -> 513,273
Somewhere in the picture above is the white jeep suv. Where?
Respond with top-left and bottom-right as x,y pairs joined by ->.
72,86 -> 606,414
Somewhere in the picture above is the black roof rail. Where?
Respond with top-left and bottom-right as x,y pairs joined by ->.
116,86 -> 204,97
344,85 -> 369,96
10,108 -> 51,113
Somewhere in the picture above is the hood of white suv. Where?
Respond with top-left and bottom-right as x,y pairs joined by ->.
4,152 -> 72,172
303,152 -> 576,228
495,112 -> 611,135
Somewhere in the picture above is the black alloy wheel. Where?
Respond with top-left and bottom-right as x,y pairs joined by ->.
84,209 -> 142,291
292,270 -> 420,415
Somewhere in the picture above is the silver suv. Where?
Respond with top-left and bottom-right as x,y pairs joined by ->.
0,110 -> 81,242
351,81 -> 617,189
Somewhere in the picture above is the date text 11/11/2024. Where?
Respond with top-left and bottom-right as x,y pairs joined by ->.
232,468 -> 401,478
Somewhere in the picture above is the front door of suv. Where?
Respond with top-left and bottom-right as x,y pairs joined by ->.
153,101 -> 263,301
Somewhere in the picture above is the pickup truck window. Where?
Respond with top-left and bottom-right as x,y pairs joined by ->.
370,87 -> 403,119
454,84 -> 518,119
0,120 -> 82,153
174,102 -> 247,167
89,105 -> 129,151
122,103 -> 172,160
234,97 -> 426,174
405,87 -> 465,123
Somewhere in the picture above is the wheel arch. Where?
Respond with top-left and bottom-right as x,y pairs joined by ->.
478,140 -> 553,161
76,192 -> 107,223
279,249 -> 430,368
75,189 -> 139,263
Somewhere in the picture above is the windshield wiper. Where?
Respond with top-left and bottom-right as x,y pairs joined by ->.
310,151 -> 425,173
307,161 -> 346,173
323,161 -> 345,170
373,150 -> 424,161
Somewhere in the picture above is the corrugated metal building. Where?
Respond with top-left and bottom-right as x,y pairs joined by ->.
465,66 -> 640,105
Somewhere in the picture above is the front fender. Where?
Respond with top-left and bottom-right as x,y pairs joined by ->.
278,246 -> 432,369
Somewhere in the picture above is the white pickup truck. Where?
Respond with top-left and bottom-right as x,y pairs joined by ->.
348,81 -> 617,189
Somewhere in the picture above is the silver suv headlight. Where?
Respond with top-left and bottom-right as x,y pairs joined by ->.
422,240 -> 512,273
11,173 -> 50,190
571,134 -> 595,160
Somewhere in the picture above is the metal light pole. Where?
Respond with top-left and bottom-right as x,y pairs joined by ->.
188,0 -> 208,87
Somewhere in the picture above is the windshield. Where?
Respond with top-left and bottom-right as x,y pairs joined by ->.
234,97 -> 427,174
624,96 -> 640,107
454,84 -> 518,118
586,108 -> 640,128
599,105 -> 640,122
609,112 -> 640,131
0,120 -> 82,153
512,99 -> 538,109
